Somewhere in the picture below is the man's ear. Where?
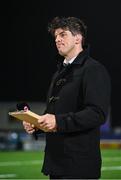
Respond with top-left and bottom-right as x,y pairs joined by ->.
75,34 -> 82,44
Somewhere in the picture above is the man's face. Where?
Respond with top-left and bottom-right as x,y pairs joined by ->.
54,28 -> 78,58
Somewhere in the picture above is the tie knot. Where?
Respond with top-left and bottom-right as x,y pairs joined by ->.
63,63 -> 69,67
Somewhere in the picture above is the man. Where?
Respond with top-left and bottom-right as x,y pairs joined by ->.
23,17 -> 111,179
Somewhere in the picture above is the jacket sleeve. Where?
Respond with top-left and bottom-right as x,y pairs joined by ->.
55,64 -> 111,133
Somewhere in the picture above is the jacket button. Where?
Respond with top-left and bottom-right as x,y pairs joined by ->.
56,79 -> 66,86
49,96 -> 60,103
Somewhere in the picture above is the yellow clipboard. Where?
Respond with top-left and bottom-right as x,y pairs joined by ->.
9,110 -> 40,128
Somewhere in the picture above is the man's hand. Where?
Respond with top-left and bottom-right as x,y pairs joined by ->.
23,121 -> 36,134
38,114 -> 57,132
22,105 -> 36,134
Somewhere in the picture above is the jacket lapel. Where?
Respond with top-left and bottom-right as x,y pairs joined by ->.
47,64 -> 72,102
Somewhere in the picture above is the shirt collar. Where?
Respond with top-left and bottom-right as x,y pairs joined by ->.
63,56 -> 77,65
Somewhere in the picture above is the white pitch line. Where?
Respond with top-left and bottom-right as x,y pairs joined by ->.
0,174 -> 16,178
0,160 -> 43,166
102,166 -> 121,171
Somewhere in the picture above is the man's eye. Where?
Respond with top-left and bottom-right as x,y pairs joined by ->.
61,33 -> 66,37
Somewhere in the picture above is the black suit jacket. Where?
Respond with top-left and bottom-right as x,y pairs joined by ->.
41,47 -> 111,178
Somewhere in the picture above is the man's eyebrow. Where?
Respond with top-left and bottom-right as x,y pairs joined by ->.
55,31 -> 67,38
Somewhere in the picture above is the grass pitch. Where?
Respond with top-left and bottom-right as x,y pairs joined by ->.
0,149 -> 121,179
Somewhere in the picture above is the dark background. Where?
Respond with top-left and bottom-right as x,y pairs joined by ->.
0,0 -> 121,127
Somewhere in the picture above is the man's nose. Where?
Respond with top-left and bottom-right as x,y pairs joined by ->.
55,35 -> 61,43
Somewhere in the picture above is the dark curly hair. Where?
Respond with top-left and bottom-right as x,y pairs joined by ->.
48,16 -> 87,46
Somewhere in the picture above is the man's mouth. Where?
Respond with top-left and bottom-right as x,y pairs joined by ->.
57,43 -> 64,49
